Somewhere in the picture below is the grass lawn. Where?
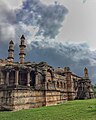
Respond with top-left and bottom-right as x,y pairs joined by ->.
0,99 -> 96,120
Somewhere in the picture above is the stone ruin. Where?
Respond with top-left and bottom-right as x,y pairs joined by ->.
0,35 -> 94,111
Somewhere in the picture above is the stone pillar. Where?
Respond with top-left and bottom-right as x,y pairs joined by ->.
15,70 -> 19,86
19,35 -> 26,64
27,71 -> 30,86
84,67 -> 89,78
6,71 -> 9,86
42,69 -> 47,90
54,81 -> 57,90
44,75 -> 48,90
7,40 -> 14,63
35,72 -> 38,86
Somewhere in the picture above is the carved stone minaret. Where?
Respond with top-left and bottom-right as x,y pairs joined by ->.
84,67 -> 89,78
7,40 -> 14,63
19,35 -> 26,64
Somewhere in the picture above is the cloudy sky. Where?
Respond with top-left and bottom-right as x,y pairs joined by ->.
0,0 -> 96,84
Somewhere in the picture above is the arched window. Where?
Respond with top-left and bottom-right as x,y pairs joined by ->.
57,81 -> 59,88
19,71 -> 27,85
60,82 -> 63,88
64,83 -> 66,88
9,71 -> 15,85
30,71 -> 35,86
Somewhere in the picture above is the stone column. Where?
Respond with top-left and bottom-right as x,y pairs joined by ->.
15,70 -> 19,86
35,72 -> 38,86
6,71 -> 9,86
53,80 -> 57,90
7,40 -> 14,63
19,35 -> 26,64
27,71 -> 30,86
44,75 -> 47,90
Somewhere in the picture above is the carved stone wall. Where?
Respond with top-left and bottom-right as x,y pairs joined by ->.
0,87 -> 67,111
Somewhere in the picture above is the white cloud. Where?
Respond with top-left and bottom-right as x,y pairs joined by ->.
0,0 -> 23,10
0,1 -> 16,42
41,0 -> 96,50
18,22 -> 40,44
16,0 -> 68,40
40,0 -> 55,5
1,0 -> 96,50
57,0 -> 96,50
0,23 -> 16,41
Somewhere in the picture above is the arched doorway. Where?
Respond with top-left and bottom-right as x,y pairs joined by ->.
9,71 -> 15,85
19,70 -> 27,85
30,71 -> 35,87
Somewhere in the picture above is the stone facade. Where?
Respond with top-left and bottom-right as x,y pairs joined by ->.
0,35 -> 94,111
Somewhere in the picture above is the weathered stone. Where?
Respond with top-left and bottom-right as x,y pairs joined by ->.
0,35 -> 94,111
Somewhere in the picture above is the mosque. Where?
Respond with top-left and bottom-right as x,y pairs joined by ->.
0,35 -> 94,111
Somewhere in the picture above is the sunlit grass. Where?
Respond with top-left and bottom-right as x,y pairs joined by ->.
0,99 -> 96,120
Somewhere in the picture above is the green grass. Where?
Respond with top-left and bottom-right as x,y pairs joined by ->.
0,99 -> 96,120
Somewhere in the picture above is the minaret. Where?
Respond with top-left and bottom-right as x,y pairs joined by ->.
84,67 -> 89,78
19,35 -> 26,64
7,40 -> 14,63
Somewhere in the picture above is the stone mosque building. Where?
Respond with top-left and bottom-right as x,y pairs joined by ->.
0,35 -> 94,111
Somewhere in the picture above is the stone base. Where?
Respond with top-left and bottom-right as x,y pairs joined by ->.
0,86 -> 68,111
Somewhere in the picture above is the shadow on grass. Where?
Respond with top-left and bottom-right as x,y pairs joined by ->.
87,105 -> 96,115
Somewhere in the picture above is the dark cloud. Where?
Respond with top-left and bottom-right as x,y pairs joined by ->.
16,0 -> 68,39
0,0 -> 68,43
0,37 -> 96,84
26,41 -> 96,84
0,0 -> 96,84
